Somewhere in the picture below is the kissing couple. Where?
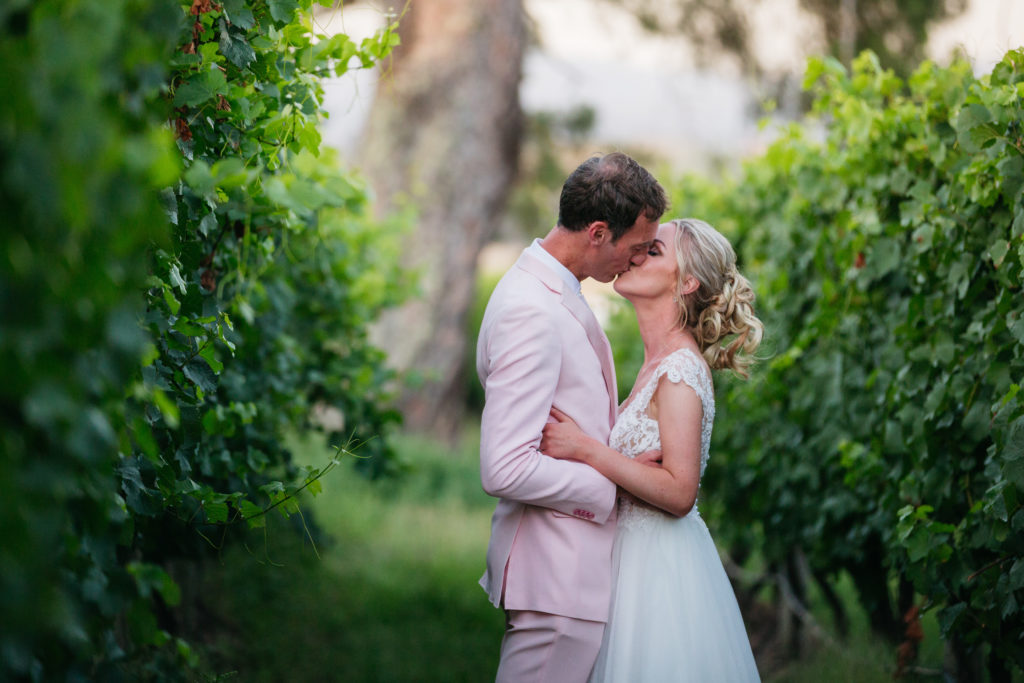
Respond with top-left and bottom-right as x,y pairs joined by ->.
476,153 -> 763,682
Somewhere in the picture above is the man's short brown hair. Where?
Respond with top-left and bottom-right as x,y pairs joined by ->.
557,153 -> 668,241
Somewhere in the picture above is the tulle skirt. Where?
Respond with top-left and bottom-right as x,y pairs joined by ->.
590,507 -> 761,682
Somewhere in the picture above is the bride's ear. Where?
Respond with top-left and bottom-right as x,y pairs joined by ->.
681,274 -> 700,296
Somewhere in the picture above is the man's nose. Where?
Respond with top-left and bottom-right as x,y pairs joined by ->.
630,252 -> 648,266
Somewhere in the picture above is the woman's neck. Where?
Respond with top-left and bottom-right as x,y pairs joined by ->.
633,297 -> 692,366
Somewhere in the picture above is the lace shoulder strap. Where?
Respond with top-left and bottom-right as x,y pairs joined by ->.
633,348 -> 713,416
657,349 -> 712,402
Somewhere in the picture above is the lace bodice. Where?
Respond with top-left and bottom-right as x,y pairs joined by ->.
610,348 -> 715,529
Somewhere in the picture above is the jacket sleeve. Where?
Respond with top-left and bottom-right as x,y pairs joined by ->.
478,299 -> 617,523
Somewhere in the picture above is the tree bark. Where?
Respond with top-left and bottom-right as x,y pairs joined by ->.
361,0 -> 525,441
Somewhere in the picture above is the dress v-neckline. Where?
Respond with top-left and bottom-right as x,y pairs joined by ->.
617,347 -> 701,418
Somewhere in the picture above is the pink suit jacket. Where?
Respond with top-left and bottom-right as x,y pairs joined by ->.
477,249 -> 619,622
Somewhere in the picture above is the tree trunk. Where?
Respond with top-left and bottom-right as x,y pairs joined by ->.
783,553 -> 806,659
361,0 -> 525,441
846,537 -> 902,643
811,569 -> 849,639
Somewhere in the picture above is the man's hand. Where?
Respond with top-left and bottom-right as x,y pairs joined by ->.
634,449 -> 663,468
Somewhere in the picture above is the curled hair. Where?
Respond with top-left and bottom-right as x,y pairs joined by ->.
671,218 -> 763,377
557,152 -> 668,241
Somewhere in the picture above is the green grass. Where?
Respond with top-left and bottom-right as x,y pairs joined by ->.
198,428 -> 504,682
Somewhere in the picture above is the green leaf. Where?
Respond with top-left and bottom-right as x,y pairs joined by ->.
1012,210 -> 1024,239
867,237 -> 901,279
985,485 -> 1009,522
169,264 -> 187,294
1003,593 -> 1019,619
204,501 -> 229,524
172,317 -> 206,337
219,23 -> 256,69
222,0 -> 255,29
239,499 -> 263,519
968,124 -> 1000,150
132,416 -> 159,459
152,389 -> 180,429
297,121 -> 321,155
956,103 -> 993,152
140,343 -> 160,367
161,286 -> 182,315
938,603 -> 966,634
173,66 -> 228,107
125,601 -> 163,646
183,160 -> 215,196
306,478 -> 322,496
1008,312 -> 1024,345
201,409 -> 220,435
905,528 -> 931,562
268,0 -> 299,23
932,333 -> 955,365
988,239 -> 1011,268
948,258 -> 971,299
280,497 -> 300,516
127,562 -> 182,607
998,154 -> 1024,203
183,360 -> 217,394
198,212 -> 217,237
1005,417 -> 1024,461
199,344 -> 223,373
210,157 -> 250,189
1010,559 -> 1024,591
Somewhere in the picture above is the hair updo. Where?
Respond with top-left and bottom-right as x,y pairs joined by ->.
670,218 -> 764,377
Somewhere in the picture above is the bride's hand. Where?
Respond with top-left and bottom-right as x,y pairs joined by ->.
540,407 -> 590,461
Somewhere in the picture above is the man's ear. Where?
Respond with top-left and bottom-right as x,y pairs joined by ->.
681,275 -> 700,295
586,221 -> 610,246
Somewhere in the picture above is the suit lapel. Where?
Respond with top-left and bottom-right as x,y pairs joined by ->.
559,290 -> 618,426
516,252 -> 618,427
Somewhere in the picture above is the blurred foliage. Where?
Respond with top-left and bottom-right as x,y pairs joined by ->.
609,49 -> 1024,673
801,0 -> 966,74
1,0 -> 403,678
606,299 -> 644,405
503,105 -> 597,239
607,0 -> 966,78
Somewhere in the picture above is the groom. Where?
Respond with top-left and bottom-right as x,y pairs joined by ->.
476,152 -> 668,682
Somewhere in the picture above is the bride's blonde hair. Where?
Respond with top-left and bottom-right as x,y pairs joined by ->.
671,218 -> 763,377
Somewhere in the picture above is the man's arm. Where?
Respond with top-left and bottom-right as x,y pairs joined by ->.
478,301 -> 617,523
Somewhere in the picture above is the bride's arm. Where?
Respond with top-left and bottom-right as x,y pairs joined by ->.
540,379 -> 702,517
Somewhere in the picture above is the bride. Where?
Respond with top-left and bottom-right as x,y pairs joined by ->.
540,218 -> 763,682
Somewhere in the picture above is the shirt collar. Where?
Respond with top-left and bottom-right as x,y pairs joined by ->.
527,238 -> 584,299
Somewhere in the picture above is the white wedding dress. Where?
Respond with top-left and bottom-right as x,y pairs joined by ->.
590,348 -> 761,682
